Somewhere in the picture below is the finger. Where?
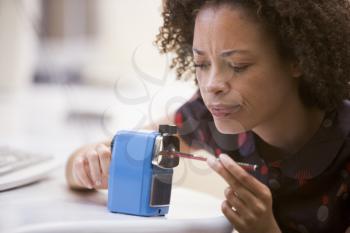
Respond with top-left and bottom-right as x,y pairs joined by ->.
86,150 -> 102,186
85,161 -> 106,189
219,153 -> 270,201
72,158 -> 86,187
225,187 -> 249,217
84,162 -> 95,186
207,156 -> 259,206
73,156 -> 93,189
96,144 -> 111,176
221,200 -> 245,231
98,176 -> 109,189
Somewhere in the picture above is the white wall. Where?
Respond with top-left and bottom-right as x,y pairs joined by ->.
0,0 -> 39,91
0,0 -> 182,89
83,0 -> 173,86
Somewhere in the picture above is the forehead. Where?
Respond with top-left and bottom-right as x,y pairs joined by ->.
193,5 -> 270,52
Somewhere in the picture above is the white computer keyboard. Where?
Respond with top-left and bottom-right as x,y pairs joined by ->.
0,146 -> 59,191
0,147 -> 54,176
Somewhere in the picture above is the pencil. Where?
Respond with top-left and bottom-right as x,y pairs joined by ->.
158,151 -> 258,172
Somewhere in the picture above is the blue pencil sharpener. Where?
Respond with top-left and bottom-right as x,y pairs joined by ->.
108,125 -> 180,216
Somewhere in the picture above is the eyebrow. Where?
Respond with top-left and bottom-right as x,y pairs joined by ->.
192,48 -> 251,57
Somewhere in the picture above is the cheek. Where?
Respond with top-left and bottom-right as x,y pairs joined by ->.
196,75 -> 208,97
242,72 -> 296,122
196,71 -> 206,87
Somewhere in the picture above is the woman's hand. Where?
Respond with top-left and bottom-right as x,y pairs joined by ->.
207,153 -> 281,233
67,143 -> 111,190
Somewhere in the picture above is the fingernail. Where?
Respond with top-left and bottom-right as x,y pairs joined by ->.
95,180 -> 101,186
219,153 -> 229,162
206,156 -> 217,167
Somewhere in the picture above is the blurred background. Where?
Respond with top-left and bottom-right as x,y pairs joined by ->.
1,0 -> 172,87
0,0 -> 197,141
0,0 -> 226,197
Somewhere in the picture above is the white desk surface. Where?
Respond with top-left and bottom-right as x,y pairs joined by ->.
0,166 -> 232,233
0,85 -> 234,233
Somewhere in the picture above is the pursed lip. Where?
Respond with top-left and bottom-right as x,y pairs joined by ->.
208,104 -> 241,118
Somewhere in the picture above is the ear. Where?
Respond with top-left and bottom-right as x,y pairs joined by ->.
289,61 -> 303,78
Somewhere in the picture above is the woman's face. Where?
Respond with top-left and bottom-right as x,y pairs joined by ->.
193,5 -> 300,134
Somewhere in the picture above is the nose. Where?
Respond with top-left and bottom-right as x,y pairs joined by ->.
205,69 -> 230,95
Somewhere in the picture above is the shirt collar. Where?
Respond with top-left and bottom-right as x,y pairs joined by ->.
238,100 -> 350,179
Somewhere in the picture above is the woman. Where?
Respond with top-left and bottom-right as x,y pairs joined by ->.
66,0 -> 350,232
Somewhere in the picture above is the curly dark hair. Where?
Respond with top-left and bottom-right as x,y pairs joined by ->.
155,0 -> 350,111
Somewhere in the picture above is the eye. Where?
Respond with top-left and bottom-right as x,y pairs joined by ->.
194,62 -> 210,70
229,64 -> 250,74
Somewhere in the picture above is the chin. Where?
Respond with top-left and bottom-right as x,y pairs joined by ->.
213,118 -> 247,134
